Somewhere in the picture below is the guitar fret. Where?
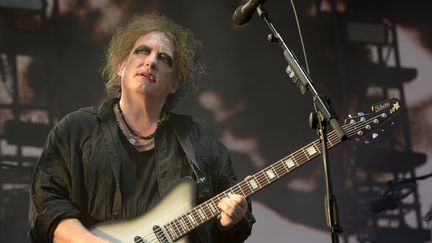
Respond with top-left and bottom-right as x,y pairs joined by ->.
171,221 -> 181,239
237,181 -> 249,197
165,223 -> 176,240
247,177 -> 260,191
305,144 -> 318,157
243,180 -> 253,195
232,186 -> 242,196
301,148 -> 310,160
208,200 -> 218,215
236,184 -> 246,197
197,206 -> 206,220
183,214 -> 193,229
173,218 -> 184,236
273,162 -> 284,177
178,217 -> 188,233
294,152 -> 304,166
280,158 -> 289,171
203,202 -> 211,217
256,175 -> 264,187
284,157 -> 296,170
227,188 -> 234,196
187,213 -> 196,226
328,136 -> 334,147
260,174 -> 269,187
261,170 -> 271,184
194,210 -> 203,224
170,223 -> 178,240
265,167 -> 277,180
312,142 -> 321,154
193,210 -> 202,224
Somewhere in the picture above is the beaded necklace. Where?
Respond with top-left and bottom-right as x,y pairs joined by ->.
115,102 -> 160,147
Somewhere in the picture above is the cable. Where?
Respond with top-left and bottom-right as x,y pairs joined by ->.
288,0 -> 311,75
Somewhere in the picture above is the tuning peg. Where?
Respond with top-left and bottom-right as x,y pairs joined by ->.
300,85 -> 306,94
348,114 -> 353,118
372,133 -> 379,139
357,112 -> 365,116
286,66 -> 296,79
268,34 -> 278,42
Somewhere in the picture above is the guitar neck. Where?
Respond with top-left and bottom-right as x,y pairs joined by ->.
163,98 -> 399,241
163,130 -> 343,241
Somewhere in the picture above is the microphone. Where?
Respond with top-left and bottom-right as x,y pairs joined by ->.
232,0 -> 267,25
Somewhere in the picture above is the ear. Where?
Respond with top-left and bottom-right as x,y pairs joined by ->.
117,60 -> 126,78
170,80 -> 178,94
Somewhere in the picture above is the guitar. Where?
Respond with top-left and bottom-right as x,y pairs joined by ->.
91,98 -> 401,243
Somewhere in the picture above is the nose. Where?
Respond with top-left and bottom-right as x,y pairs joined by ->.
144,53 -> 157,69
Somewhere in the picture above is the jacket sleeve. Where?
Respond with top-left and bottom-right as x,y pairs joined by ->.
28,117 -> 82,243
209,138 -> 256,242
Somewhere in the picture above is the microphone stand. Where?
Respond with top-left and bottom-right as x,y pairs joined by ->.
255,4 -> 346,243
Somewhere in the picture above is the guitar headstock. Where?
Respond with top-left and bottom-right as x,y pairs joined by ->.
343,98 -> 401,141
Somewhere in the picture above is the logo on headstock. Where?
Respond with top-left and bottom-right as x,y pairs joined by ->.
372,100 -> 400,114
372,102 -> 390,112
390,101 -> 400,114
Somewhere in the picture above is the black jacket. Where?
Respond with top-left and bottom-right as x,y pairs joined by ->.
28,99 -> 255,242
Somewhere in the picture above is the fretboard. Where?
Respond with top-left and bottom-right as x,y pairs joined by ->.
162,129 -> 344,241
159,98 -> 399,241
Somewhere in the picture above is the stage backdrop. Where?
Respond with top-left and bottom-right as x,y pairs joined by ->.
1,0 -> 431,242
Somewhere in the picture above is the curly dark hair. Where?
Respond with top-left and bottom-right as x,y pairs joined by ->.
103,15 -> 204,109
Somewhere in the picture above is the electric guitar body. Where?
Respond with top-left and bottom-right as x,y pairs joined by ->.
91,178 -> 196,243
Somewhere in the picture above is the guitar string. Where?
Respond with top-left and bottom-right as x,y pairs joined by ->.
237,113 -> 385,196
253,112 -> 387,198
145,113 -> 386,242
135,112 -> 387,241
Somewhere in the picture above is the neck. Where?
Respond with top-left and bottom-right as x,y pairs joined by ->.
118,95 -> 163,135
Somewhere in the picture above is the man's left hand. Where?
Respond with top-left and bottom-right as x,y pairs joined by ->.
217,194 -> 248,231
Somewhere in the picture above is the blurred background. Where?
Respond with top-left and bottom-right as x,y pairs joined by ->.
1,0 -> 431,242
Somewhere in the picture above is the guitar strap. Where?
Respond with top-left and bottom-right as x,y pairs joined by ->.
170,115 -> 210,197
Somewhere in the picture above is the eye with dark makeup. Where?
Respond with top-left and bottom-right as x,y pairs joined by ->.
158,53 -> 173,67
133,45 -> 151,55
133,45 -> 173,68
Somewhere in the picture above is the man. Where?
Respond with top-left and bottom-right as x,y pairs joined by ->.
29,15 -> 255,242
